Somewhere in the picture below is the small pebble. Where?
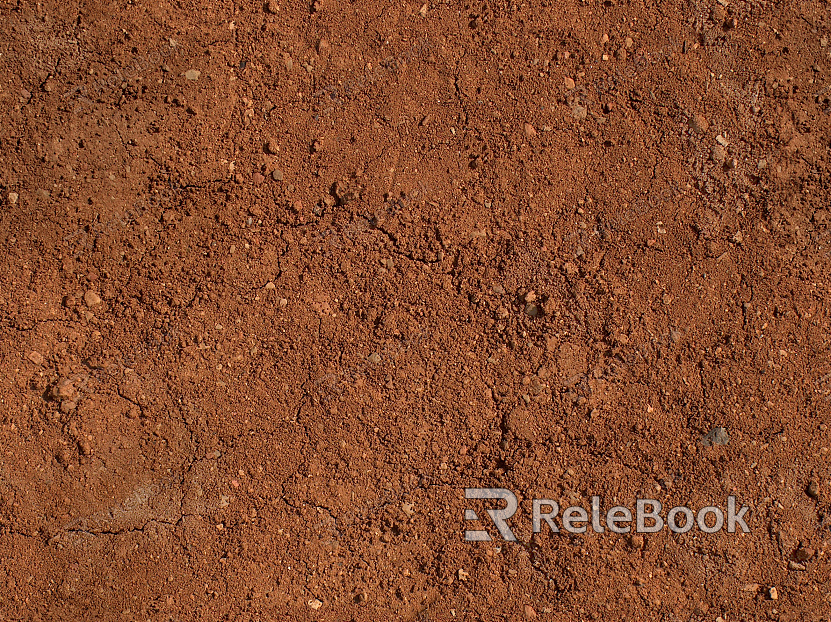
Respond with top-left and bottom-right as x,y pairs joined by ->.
266,0 -> 279,13
767,586 -> 778,600
308,598 -> 323,610
84,290 -> 102,307
689,113 -> 709,133
701,427 -> 729,446
524,604 -> 537,619
183,69 -> 201,81
52,378 -> 77,400
7,192 -> 18,205
367,352 -> 382,364
27,351 -> 45,366
711,144 -> 727,164
806,480 -> 820,498
564,76 -> 576,90
271,169 -> 284,182
523,122 -> 536,138
253,172 -> 265,184
266,140 -> 279,154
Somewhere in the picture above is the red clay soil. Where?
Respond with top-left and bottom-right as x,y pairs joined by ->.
1,0 -> 830,619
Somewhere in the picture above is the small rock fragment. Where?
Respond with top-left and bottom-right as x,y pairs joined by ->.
51,378 -> 77,400
701,427 -> 729,446
711,144 -> 727,164
457,569 -> 469,581
271,169 -> 283,182
266,140 -> 279,154
266,0 -> 279,12
308,598 -> 323,610
79,439 -> 92,456
524,604 -> 537,619
688,113 -> 709,133
183,69 -> 201,81
628,534 -> 644,549
367,352 -> 382,364
253,172 -> 265,184
564,76 -> 576,90
767,586 -> 778,600
84,290 -> 102,307
7,192 -> 18,205
27,351 -> 45,366
571,104 -> 587,121
524,122 -> 537,138
806,480 -> 820,498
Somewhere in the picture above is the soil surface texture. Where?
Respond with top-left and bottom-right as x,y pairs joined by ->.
1,0 -> 831,619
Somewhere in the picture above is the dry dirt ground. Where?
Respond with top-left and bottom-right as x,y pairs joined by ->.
1,0 -> 831,619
